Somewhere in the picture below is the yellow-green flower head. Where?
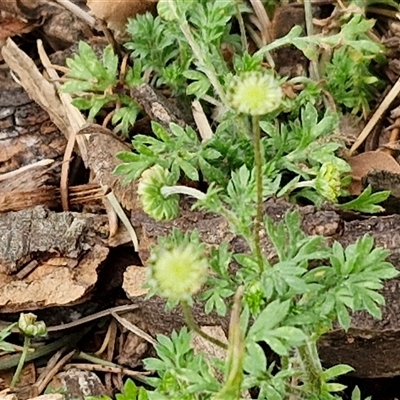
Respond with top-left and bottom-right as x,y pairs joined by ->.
315,162 -> 342,202
138,165 -> 179,221
226,71 -> 282,116
18,313 -> 47,337
147,241 -> 208,302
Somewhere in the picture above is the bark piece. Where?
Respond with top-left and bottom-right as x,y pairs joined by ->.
0,66 -> 31,107
0,184 -> 104,213
84,124 -> 140,211
123,265 -> 148,297
0,100 -> 65,176
0,244 -> 109,313
2,39 -> 72,136
0,14 -> 36,41
0,206 -> 110,312
0,0 -> 87,48
130,83 -> 193,129
0,206 -> 88,273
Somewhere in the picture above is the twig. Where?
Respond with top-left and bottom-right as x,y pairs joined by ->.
105,189 -> 139,250
249,0 -> 272,44
0,304 -> 140,333
94,319 -> 115,356
0,159 -> 54,182
38,40 -> 80,211
54,0 -> 96,27
104,319 -> 118,392
367,7 -> 400,19
35,350 -> 75,394
35,348 -> 65,385
65,361 -> 151,379
349,76 -> 400,155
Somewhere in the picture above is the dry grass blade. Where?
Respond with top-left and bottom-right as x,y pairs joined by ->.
192,100 -> 213,142
1,38 -> 71,134
37,40 -> 139,248
35,350 -> 75,395
111,312 -> 157,346
349,76 -> 400,155
64,362 -> 151,378
249,0 -> 272,44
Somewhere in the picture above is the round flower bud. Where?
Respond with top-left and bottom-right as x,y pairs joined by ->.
18,313 -> 47,337
138,165 -> 179,221
147,238 -> 208,302
244,281 -> 265,315
226,71 -> 282,116
315,162 -> 341,202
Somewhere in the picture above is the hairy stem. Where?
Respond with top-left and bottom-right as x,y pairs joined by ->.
303,0 -> 320,81
181,301 -> 228,350
297,339 -> 323,395
252,115 -> 264,271
169,1 -> 227,103
235,0 -> 248,52
11,336 -> 30,387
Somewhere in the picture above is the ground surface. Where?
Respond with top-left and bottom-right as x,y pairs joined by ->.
1,1 -> 400,399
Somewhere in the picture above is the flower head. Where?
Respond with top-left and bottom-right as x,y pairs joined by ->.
18,313 -> 47,337
315,162 -> 342,202
138,165 -> 179,221
147,230 -> 208,302
226,71 -> 282,116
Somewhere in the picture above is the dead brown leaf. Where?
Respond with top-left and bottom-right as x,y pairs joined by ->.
87,0 -> 158,35
0,16 -> 35,40
348,151 -> 400,195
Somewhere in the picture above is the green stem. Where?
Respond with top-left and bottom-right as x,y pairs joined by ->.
294,180 -> 314,189
235,0 -> 248,52
181,301 -> 228,350
161,185 -> 206,200
78,351 -> 119,367
252,115 -> 263,272
11,336 -> 30,387
169,1 -> 227,103
297,340 -> 323,395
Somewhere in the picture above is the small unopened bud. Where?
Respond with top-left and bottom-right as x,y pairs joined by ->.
315,162 -> 342,202
18,313 -> 47,338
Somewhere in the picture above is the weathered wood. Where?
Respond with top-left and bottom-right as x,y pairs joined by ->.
0,66 -> 66,195
128,200 -> 400,378
0,206 -> 110,312
130,83 -> 194,129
